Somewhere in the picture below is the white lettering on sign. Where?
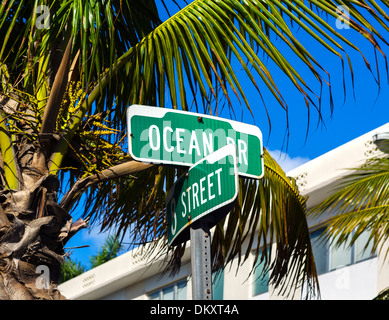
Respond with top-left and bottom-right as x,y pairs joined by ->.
176,128 -> 186,154
170,198 -> 177,235
203,132 -> 213,156
149,125 -> 160,151
163,126 -> 174,152
208,172 -> 215,200
144,123 -> 248,168
238,139 -> 248,165
177,168 -> 223,220
200,177 -> 206,205
189,131 -> 201,156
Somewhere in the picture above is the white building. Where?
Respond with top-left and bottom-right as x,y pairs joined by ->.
58,123 -> 389,300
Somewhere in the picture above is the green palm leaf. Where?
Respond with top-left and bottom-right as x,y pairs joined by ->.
310,155 -> 389,256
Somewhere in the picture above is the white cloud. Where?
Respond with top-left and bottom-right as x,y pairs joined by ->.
268,149 -> 310,173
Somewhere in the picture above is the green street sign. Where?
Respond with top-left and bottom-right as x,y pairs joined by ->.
127,105 -> 264,179
166,144 -> 239,246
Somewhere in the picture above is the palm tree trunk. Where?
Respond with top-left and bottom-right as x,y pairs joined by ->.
0,168 -> 85,299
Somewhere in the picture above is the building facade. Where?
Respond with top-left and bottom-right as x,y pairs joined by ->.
58,123 -> 389,300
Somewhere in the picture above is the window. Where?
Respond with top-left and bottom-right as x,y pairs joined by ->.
330,229 -> 376,270
252,252 -> 269,296
311,229 -> 329,275
330,233 -> 352,270
354,229 -> 375,262
148,279 -> 187,300
310,228 -> 376,274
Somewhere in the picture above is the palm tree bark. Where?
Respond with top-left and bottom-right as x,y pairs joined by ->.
0,174 -> 82,300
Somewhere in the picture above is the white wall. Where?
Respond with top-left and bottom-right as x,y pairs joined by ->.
318,258 -> 377,300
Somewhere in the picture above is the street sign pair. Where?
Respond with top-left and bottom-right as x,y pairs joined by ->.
127,105 -> 264,246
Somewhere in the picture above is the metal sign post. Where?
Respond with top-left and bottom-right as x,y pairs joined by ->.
190,218 -> 213,300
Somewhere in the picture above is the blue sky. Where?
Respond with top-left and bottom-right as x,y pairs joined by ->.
64,2 -> 389,269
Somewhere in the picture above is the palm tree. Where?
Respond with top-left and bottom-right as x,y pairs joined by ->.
0,0 -> 387,300
59,258 -> 85,284
310,149 -> 389,298
89,234 -> 122,269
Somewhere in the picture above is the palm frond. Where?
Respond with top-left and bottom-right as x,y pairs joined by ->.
374,286 -> 389,300
238,148 -> 318,298
310,155 -> 389,259
2,0 -> 389,124
40,35 -> 73,136
87,0 -> 389,122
